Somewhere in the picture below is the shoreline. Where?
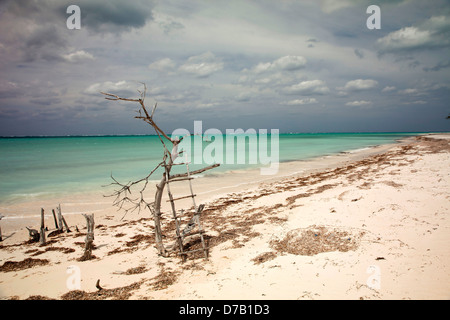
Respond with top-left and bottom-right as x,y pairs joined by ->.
0,135 -> 418,237
0,132 -> 424,205
0,133 -> 449,300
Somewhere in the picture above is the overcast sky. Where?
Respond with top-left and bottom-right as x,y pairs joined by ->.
0,0 -> 449,136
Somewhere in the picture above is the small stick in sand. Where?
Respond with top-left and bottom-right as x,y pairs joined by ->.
96,279 -> 103,291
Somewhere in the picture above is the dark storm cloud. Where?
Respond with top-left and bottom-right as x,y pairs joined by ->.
22,24 -> 68,62
0,0 -> 449,136
75,0 -> 155,33
423,60 -> 450,72
29,97 -> 62,106
5,0 -> 156,33
354,49 -> 364,59
0,0 -> 156,62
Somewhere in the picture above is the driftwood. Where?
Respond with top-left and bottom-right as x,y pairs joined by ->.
49,205 -> 72,235
26,227 -> 40,242
56,204 -> 72,232
102,84 -> 219,257
80,214 -> 95,261
62,215 -> 71,233
25,206 -> 71,242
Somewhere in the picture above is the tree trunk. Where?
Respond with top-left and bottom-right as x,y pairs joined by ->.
80,214 -> 95,261
152,141 -> 180,257
152,165 -> 171,256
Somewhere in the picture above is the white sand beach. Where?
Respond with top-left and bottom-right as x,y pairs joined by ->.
0,133 -> 449,300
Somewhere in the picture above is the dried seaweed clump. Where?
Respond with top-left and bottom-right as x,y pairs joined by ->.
0,258 -> 50,272
61,281 -> 143,300
270,225 -> 362,256
150,265 -> 180,291
125,266 -> 147,275
252,251 -> 278,265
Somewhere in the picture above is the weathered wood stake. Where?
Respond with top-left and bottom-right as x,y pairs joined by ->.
57,204 -> 63,232
62,216 -> 71,233
0,214 -> 3,242
39,208 -> 46,246
52,209 -> 59,229
80,214 -> 94,261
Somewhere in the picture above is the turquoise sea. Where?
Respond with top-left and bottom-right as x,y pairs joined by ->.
0,133 -> 422,204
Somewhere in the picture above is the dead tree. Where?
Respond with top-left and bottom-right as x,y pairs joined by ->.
101,84 -> 218,257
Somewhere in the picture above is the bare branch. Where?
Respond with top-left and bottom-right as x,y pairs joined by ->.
151,102 -> 157,119
169,163 -> 220,179
100,92 -> 140,103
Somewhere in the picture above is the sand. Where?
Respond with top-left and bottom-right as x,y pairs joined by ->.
0,133 -> 449,300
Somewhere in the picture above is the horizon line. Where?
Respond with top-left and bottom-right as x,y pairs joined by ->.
0,131 -> 445,139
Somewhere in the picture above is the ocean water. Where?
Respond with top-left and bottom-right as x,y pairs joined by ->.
0,133 -> 420,204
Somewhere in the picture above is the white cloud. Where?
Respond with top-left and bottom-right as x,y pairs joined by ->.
377,16 -> 450,54
345,100 -> 372,107
273,55 -> 307,71
253,62 -> 273,74
284,80 -> 330,95
398,88 -> 419,95
282,98 -> 318,105
344,79 -> 378,91
319,0 -> 353,13
197,101 -> 221,108
62,50 -> 94,63
382,86 -> 396,92
148,58 -> 176,71
84,80 -> 136,95
250,55 -> 306,74
179,51 -> 223,78
378,27 -> 431,52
